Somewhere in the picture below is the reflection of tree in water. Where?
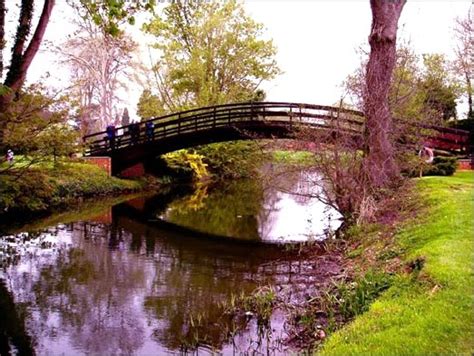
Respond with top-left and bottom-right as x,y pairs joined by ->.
2,223 -> 148,355
258,165 -> 323,239
162,179 -> 264,240
160,166 -> 332,242
114,216 -> 274,350
0,278 -> 35,355
2,217 -> 292,353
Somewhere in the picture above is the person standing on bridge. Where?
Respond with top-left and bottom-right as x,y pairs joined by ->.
145,121 -> 155,142
106,125 -> 116,149
130,122 -> 140,144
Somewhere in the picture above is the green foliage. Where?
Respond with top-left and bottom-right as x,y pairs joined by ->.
0,170 -> 56,212
142,0 -> 279,112
272,150 -> 315,166
0,162 -> 142,214
137,89 -> 165,120
421,156 -> 457,176
163,178 -> 263,240
326,271 -> 393,321
162,150 -> 209,181
77,0 -> 155,36
421,54 -> 460,121
195,141 -> 267,179
345,46 -> 460,124
241,286 -> 276,324
1,85 -> 79,165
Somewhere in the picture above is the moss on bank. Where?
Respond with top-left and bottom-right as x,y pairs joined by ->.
0,162 -> 144,215
319,171 -> 474,355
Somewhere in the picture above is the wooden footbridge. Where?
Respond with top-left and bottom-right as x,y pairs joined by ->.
83,102 -> 470,176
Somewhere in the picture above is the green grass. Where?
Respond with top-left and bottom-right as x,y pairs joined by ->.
319,171 -> 474,356
272,150 -> 315,165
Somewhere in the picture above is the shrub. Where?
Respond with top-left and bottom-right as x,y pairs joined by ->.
162,150 -> 209,181
422,156 -> 457,176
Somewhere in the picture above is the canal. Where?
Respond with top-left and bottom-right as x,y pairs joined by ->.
0,167 -> 342,355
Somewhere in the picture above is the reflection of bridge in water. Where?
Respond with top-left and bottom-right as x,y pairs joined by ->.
83,102 -> 470,176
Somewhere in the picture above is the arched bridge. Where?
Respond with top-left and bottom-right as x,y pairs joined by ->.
83,101 -> 470,176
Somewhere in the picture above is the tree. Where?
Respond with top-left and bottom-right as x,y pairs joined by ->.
60,17 -> 139,132
121,107 -> 130,126
0,0 -> 55,104
0,0 -> 154,145
345,46 -> 459,125
420,53 -> 459,122
142,0 -> 280,112
363,0 -> 406,189
0,0 -> 153,105
453,11 -> 473,120
137,89 -> 164,120
1,84 -> 79,171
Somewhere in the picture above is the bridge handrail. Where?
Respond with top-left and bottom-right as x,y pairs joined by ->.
82,101 -> 365,141
82,101 -> 470,156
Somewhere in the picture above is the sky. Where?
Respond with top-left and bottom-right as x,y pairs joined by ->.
14,0 -> 473,121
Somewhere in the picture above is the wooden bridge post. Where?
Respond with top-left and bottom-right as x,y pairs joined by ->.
178,113 -> 181,134
290,107 -> 293,129
213,107 -> 217,128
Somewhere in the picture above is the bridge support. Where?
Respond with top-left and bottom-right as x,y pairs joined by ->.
119,163 -> 146,178
117,157 -> 171,178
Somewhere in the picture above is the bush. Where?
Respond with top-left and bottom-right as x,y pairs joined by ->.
0,170 -> 55,212
422,156 -> 457,176
162,150 -> 209,181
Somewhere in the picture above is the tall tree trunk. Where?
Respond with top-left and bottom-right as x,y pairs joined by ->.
0,0 -> 5,79
364,0 -> 406,189
4,0 -> 55,93
0,0 -> 54,148
466,72 -> 473,119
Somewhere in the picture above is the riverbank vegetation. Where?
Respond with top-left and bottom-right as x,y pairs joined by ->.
0,161 -> 143,216
317,172 -> 474,355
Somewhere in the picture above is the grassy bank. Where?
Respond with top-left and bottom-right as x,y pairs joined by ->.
320,171 -> 474,355
0,162 -> 144,215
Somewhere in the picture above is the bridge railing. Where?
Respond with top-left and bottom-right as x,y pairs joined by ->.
83,102 -> 366,156
82,101 -> 470,156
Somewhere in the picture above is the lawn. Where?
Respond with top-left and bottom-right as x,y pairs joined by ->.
320,171 -> 474,356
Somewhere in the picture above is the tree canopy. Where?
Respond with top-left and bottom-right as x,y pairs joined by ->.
60,16 -> 139,133
345,46 -> 460,124
141,0 -> 280,115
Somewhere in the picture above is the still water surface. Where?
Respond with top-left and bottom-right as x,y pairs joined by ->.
0,169 -> 341,355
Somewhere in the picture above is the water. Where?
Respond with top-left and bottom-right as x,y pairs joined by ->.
0,169 -> 342,355
159,168 -> 341,243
